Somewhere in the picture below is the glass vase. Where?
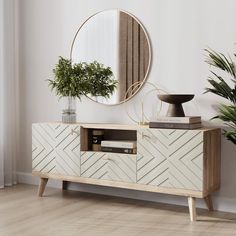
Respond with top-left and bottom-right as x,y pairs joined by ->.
61,96 -> 76,123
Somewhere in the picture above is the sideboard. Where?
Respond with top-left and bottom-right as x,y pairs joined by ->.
32,122 -> 221,221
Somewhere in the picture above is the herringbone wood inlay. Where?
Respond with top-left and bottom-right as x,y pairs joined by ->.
137,128 -> 204,191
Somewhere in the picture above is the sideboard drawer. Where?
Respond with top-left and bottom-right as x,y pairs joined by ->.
81,152 -> 108,180
107,153 -> 136,183
81,151 -> 136,183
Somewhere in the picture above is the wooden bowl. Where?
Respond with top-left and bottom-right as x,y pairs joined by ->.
157,94 -> 194,117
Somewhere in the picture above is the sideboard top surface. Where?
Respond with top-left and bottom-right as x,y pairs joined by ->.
33,122 -> 220,132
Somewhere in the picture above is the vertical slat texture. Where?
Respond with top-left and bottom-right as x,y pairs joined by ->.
142,26 -> 150,75
119,11 -> 128,100
118,12 -> 150,100
133,19 -> 139,86
127,15 -> 133,91
139,27 -> 145,81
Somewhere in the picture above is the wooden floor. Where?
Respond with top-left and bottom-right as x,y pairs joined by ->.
1,185 -> 236,236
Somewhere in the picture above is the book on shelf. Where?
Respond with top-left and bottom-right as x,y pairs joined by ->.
152,116 -> 201,124
101,140 -> 137,149
101,146 -> 137,154
149,122 -> 202,129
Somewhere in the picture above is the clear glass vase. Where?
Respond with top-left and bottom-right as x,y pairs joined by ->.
61,96 -> 76,123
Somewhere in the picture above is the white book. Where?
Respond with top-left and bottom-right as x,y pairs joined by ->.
153,116 -> 201,124
101,140 -> 137,149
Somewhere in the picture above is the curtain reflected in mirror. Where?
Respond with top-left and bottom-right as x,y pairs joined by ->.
71,10 -> 151,105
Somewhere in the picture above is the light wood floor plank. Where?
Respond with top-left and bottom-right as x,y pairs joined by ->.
0,184 -> 236,236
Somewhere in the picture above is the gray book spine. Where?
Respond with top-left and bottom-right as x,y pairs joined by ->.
101,147 -> 136,154
149,122 -> 202,129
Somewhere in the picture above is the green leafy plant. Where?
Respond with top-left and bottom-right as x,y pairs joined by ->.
205,48 -> 236,144
48,57 -> 117,99
85,61 -> 117,97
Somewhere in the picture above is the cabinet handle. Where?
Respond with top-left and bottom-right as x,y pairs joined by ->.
71,129 -> 80,136
102,156 -> 115,162
142,132 -> 151,139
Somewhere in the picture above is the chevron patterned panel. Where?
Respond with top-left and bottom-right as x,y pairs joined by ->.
81,151 -> 136,183
168,130 -> 203,191
32,123 -> 57,174
81,151 -> 108,180
137,128 -> 204,191
32,123 -> 81,176
107,153 -> 136,183
137,129 -> 170,187
55,124 -> 80,176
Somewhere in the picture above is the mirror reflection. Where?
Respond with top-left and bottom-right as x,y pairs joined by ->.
71,10 -> 151,105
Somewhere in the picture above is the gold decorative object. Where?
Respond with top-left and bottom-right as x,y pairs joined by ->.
124,81 -> 166,125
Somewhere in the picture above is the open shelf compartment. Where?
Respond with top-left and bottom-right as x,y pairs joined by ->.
80,126 -> 137,154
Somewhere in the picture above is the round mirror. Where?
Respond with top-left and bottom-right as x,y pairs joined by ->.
70,9 -> 151,105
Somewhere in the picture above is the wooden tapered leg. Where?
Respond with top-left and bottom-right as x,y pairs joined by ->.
188,197 -> 197,221
204,195 -> 214,211
38,178 -> 48,197
62,181 -> 69,190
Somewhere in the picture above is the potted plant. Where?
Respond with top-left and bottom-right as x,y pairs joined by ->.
48,56 -> 117,123
205,48 -> 236,144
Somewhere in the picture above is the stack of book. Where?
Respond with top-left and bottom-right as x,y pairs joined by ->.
101,140 -> 137,154
149,116 -> 202,129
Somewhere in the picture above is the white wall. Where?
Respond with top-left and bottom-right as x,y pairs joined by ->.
72,9 -> 120,104
72,10 -> 119,74
17,0 -> 236,213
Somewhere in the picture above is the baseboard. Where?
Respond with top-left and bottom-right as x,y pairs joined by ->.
17,172 -> 62,188
16,171 -> 236,214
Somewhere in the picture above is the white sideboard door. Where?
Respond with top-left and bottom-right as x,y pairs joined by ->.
137,128 -> 204,191
32,123 -> 80,176
32,123 -> 57,174
137,128 -> 169,187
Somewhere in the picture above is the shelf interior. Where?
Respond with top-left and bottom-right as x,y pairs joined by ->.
80,127 -> 137,153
